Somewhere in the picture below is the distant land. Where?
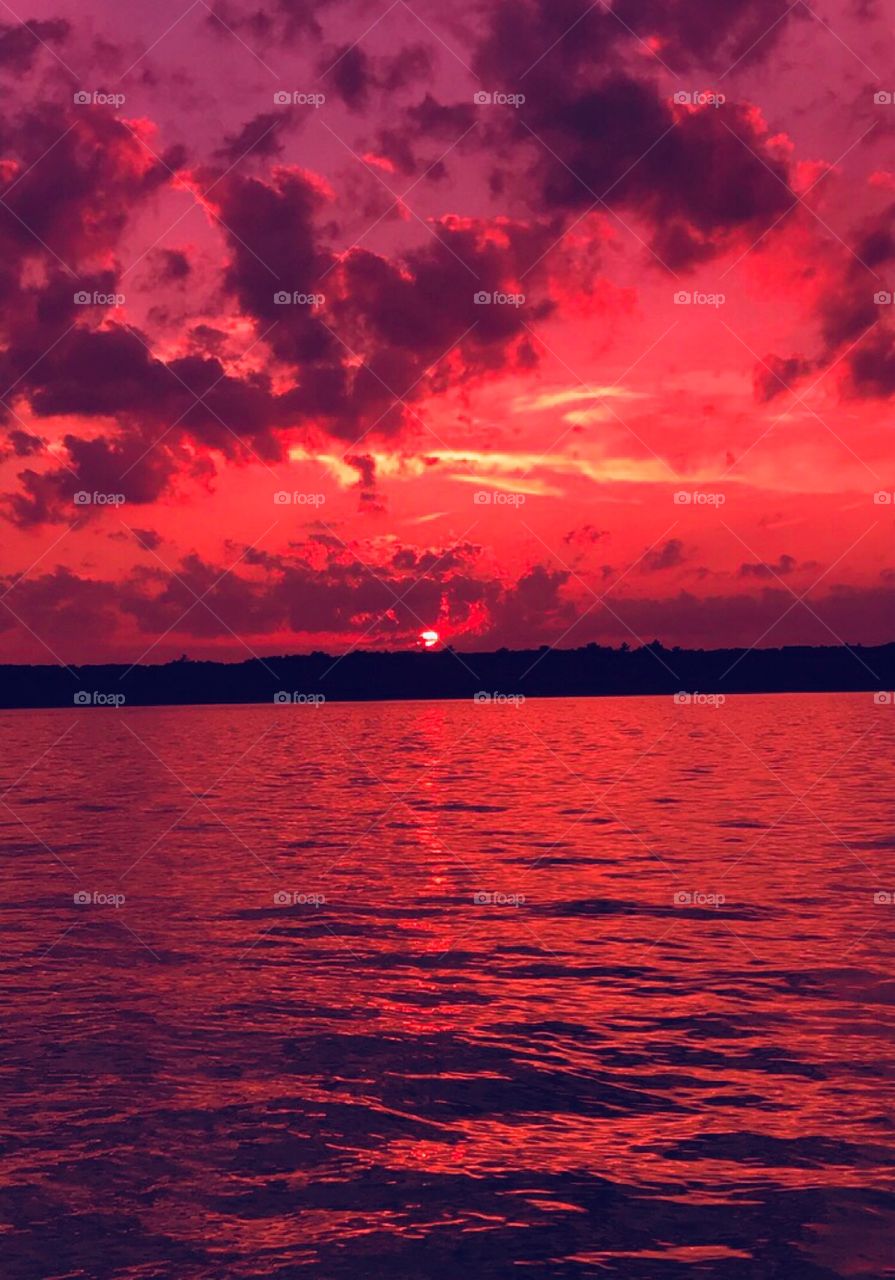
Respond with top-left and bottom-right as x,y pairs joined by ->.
0,641 -> 893,709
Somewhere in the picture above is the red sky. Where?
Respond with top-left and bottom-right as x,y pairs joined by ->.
1,0 -> 894,664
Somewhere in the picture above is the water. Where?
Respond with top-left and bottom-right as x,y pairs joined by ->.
1,693 -> 893,1279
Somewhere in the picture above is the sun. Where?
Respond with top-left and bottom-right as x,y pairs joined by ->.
420,629 -> 440,649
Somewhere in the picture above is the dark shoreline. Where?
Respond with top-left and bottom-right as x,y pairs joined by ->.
0,640 -> 893,709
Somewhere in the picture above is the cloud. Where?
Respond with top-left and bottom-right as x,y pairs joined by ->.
758,203 -> 895,401
4,546 -> 895,661
208,163 -> 556,437
738,553 -> 798,578
564,525 -> 610,546
470,0 -> 801,272
640,538 -> 687,572
320,42 -> 432,111
214,111 -> 289,163
0,17 -> 70,71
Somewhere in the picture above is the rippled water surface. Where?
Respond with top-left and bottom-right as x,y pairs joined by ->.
1,694 -> 894,1279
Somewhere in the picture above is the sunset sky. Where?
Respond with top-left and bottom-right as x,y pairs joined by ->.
1,0 -> 894,664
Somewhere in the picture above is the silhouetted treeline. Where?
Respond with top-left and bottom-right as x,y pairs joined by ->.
0,640 -> 893,709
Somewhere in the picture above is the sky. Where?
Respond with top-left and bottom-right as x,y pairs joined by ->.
1,0 -> 894,665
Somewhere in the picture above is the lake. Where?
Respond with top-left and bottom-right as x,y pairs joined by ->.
1,693 -> 893,1278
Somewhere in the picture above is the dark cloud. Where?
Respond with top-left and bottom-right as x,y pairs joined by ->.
846,330 -> 895,398
5,552 -> 895,659
533,83 -> 793,269
0,104 -> 176,270
344,453 -> 384,512
215,111 -> 288,163
5,428 -> 43,457
760,205 -> 895,401
321,43 -> 432,112
738,553 -> 798,579
753,354 -> 816,402
641,538 -> 686,572
0,540 -> 565,655
485,564 -> 574,642
3,429 -> 179,528
207,165 -> 555,438
563,524 -> 609,545
206,0 -> 337,44
474,0 -> 802,84
567,583 -> 895,649
0,17 -> 70,72
470,0 -> 801,272
155,249 -> 191,283
4,324 -> 297,480
130,527 -> 164,551
0,566 -> 120,649
610,0 -> 806,69
115,540 -> 496,643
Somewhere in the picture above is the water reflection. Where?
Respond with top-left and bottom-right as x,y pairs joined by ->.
0,694 -> 893,1278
